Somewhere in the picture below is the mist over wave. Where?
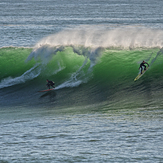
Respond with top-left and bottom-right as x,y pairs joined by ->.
34,26 -> 163,48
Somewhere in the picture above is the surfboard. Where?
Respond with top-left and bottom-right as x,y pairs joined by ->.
134,67 -> 148,81
38,88 -> 55,92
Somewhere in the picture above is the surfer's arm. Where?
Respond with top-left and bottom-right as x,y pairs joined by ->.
146,62 -> 149,67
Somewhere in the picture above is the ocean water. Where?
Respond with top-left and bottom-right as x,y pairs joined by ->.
0,0 -> 163,162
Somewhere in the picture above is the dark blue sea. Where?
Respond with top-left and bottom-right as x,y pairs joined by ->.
0,0 -> 163,162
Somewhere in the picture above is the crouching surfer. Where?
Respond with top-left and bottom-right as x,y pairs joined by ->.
46,79 -> 55,89
139,61 -> 149,74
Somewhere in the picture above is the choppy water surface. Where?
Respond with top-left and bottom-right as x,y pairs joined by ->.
0,106 -> 162,162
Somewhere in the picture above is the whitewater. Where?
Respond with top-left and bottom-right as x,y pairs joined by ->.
0,0 -> 163,162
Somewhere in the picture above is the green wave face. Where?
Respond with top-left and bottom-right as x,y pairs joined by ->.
94,48 -> 163,85
0,47 -> 34,79
0,45 -> 163,108
1,46 -> 163,87
1,47 -> 162,83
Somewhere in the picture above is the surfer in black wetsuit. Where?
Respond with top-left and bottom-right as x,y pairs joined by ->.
139,61 -> 149,74
46,79 -> 55,89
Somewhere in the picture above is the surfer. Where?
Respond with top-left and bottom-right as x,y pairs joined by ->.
46,79 -> 55,89
139,61 -> 149,74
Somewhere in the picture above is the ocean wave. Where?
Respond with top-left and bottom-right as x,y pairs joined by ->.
0,27 -> 163,108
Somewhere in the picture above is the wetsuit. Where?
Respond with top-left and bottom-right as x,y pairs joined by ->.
46,80 -> 55,89
139,61 -> 149,74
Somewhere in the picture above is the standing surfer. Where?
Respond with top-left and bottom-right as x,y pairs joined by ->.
139,61 -> 149,74
46,79 -> 55,89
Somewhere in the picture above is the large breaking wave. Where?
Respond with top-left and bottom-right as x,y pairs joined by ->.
0,26 -> 163,107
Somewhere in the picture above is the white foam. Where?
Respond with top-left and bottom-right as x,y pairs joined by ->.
0,64 -> 41,89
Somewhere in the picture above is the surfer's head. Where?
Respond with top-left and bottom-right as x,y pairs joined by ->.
143,60 -> 145,63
